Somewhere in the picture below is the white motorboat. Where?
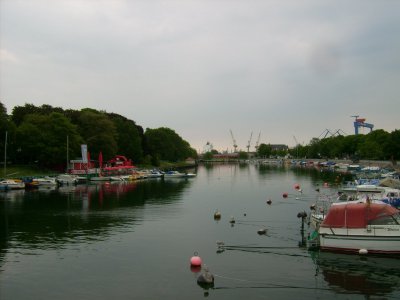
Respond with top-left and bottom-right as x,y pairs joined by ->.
163,171 -> 196,178
317,201 -> 400,255
90,176 -> 111,181
163,171 -> 187,178
0,179 -> 25,190
33,176 -> 58,187
56,174 -> 78,185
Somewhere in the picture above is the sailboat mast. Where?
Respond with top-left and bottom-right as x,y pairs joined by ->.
66,135 -> 69,173
4,131 -> 7,177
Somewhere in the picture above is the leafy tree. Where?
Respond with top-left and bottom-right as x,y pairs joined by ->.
145,127 -> 196,162
11,103 -> 64,126
0,102 -> 17,164
16,112 -> 82,169
238,151 -> 248,160
203,152 -> 213,160
257,143 -> 272,158
75,109 -> 117,161
388,130 -> 400,161
106,113 -> 143,163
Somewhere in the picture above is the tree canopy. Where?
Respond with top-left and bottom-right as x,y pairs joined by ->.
0,102 -> 197,170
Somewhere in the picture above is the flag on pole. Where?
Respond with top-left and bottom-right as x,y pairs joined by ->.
99,151 -> 103,169
81,144 -> 88,163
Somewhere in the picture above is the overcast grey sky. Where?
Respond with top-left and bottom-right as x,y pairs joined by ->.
1,0 -> 399,153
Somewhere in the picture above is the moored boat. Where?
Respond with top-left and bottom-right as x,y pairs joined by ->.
317,201 -> 400,255
33,176 -> 58,187
163,171 -> 187,178
56,174 -> 78,185
0,179 -> 25,190
164,171 -> 196,178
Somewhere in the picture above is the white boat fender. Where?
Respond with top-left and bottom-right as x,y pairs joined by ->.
359,249 -> 368,255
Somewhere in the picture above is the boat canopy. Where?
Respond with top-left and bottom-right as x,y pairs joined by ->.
321,203 -> 399,228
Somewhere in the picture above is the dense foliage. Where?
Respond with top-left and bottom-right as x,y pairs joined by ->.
256,129 -> 400,161
0,102 -> 197,170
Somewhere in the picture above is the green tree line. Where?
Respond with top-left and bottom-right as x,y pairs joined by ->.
0,102 -> 197,170
256,129 -> 400,161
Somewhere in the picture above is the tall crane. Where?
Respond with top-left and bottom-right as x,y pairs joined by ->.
246,131 -> 253,153
230,129 -> 238,153
351,115 -> 374,135
293,135 -> 300,158
293,135 -> 299,146
255,131 -> 261,151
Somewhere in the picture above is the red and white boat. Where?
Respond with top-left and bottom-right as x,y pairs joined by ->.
318,201 -> 400,255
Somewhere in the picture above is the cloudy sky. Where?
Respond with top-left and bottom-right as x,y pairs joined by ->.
1,0 -> 399,153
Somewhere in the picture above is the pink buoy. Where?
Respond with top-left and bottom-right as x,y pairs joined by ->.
282,192 -> 288,198
294,183 -> 300,190
323,182 -> 329,187
190,252 -> 202,267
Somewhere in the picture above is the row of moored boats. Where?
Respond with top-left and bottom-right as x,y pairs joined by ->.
0,170 -> 196,190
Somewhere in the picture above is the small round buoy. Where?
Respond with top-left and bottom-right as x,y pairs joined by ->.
257,228 -> 267,235
282,192 -> 288,198
315,188 -> 320,192
297,211 -> 307,218
243,213 -> 246,216
323,182 -> 329,187
214,210 -> 221,220
197,267 -> 214,288
190,252 -> 202,267
359,249 -> 368,255
294,183 -> 300,190
229,216 -> 235,224
266,199 -> 272,205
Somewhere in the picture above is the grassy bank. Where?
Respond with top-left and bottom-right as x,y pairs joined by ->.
1,165 -> 57,179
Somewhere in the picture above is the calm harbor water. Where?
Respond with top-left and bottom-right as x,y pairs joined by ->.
1,163 -> 400,299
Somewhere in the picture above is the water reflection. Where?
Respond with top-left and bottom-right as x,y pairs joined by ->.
311,251 -> 400,296
0,179 -> 192,261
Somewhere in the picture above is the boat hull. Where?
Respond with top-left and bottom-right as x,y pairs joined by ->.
319,227 -> 400,254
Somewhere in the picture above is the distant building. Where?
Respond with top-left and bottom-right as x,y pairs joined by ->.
270,144 -> 289,152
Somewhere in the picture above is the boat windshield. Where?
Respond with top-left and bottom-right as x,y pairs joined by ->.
369,212 -> 400,225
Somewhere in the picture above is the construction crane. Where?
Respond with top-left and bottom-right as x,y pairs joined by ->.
230,129 -> 238,153
246,131 -> 253,153
319,129 -> 346,139
293,135 -> 299,146
293,135 -> 300,158
254,131 -> 261,151
351,115 -> 374,135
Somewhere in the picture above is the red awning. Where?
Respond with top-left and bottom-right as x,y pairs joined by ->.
321,202 -> 398,228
